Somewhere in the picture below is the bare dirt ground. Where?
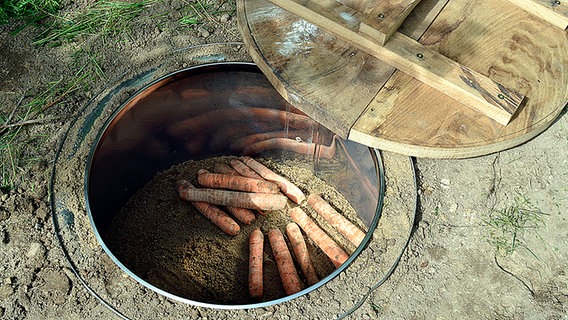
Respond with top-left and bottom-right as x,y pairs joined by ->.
0,1 -> 567,319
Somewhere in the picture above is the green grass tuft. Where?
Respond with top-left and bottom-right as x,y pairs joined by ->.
0,63 -> 96,191
177,0 -> 234,27
0,0 -> 60,24
485,194 -> 547,257
33,0 -> 150,46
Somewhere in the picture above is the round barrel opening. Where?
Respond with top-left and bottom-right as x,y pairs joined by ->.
86,62 -> 383,308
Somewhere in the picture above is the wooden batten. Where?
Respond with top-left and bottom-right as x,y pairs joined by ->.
267,0 -> 525,125
505,0 -> 568,29
360,0 -> 423,45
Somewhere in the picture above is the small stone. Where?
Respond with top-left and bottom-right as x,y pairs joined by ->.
26,242 -> 45,258
197,27 -> 210,38
0,284 -> 13,300
219,13 -> 230,23
440,178 -> 450,190
449,203 -> 458,213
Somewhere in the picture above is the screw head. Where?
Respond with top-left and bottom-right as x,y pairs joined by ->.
416,52 -> 424,59
378,13 -> 385,19
498,94 -> 505,99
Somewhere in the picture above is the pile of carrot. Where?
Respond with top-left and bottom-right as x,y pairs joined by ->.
175,156 -> 367,299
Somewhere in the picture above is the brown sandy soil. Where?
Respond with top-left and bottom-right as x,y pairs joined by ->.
0,1 -> 567,319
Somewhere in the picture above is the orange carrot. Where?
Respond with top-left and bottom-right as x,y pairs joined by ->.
307,194 -> 366,247
229,130 -> 308,152
249,228 -> 264,298
243,136 -> 337,159
176,180 -> 240,236
167,107 -> 316,138
210,165 -> 257,224
240,156 -> 306,204
224,206 -> 255,225
213,163 -> 240,176
214,162 -> 267,217
268,228 -> 303,295
229,158 -> 265,180
285,222 -> 319,286
289,207 -> 349,268
177,182 -> 288,211
197,169 -> 280,194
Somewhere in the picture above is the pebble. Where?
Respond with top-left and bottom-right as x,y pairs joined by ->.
39,269 -> 71,294
449,202 -> 458,213
197,27 -> 210,38
0,284 -> 14,300
26,242 -> 45,258
219,13 -> 230,23
440,178 -> 450,190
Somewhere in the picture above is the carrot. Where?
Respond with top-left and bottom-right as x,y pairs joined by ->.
213,163 -> 240,176
197,169 -> 280,194
208,165 -> 257,224
229,158 -> 265,180
176,180 -> 240,236
307,194 -> 366,247
214,163 -> 267,217
229,130 -> 309,152
249,228 -> 264,298
289,207 -> 349,268
177,183 -> 288,211
240,156 -> 306,204
243,136 -> 337,159
224,206 -> 254,225
285,222 -> 319,286
268,228 -> 303,295
166,107 -> 316,138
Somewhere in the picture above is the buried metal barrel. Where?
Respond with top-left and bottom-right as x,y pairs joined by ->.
50,43 -> 416,318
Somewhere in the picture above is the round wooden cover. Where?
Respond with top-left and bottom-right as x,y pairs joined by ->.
237,0 -> 568,158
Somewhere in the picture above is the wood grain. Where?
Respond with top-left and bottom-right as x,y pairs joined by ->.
238,0 -> 568,158
505,0 -> 568,29
351,0 -> 568,158
360,0 -> 422,44
266,0 -> 525,125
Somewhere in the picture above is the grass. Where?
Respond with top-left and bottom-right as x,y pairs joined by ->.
1,0 -> 236,191
0,0 -> 59,25
177,0 -> 234,26
0,61 -> 95,191
33,0 -> 150,46
485,193 -> 547,257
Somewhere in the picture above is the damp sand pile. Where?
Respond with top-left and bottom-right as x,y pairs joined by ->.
105,156 -> 367,304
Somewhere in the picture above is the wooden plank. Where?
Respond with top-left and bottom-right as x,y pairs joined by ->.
350,0 -> 568,158
505,0 -> 568,29
236,0 -> 396,138
360,0 -> 422,45
267,0 -> 525,125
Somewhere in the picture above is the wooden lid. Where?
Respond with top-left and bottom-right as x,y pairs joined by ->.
237,0 -> 568,158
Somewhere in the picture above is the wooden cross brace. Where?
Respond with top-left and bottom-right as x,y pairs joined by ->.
266,0 -> 526,125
